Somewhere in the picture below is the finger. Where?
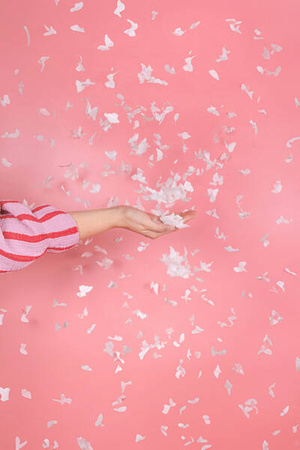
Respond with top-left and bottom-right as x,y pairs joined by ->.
177,210 -> 197,219
144,226 -> 176,239
184,214 -> 197,223
156,226 -> 179,237
175,211 -> 197,224
149,222 -> 170,233
144,230 -> 160,239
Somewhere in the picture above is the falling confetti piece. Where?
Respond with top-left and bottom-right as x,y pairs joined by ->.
286,136 -> 300,148
23,26 -> 30,46
209,69 -> 219,80
70,2 -> 84,12
70,24 -> 85,32
75,79 -> 95,93
0,387 -> 10,401
76,285 -> 94,297
2,129 -> 20,138
38,56 -> 50,72
124,19 -> 138,37
226,18 -> 242,33
104,113 -> 120,123
43,25 -> 57,36
173,27 -> 186,36
97,34 -> 114,50
0,94 -> 10,106
216,47 -> 230,62
114,0 -> 125,17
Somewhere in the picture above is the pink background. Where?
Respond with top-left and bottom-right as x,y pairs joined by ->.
1,0 -> 300,448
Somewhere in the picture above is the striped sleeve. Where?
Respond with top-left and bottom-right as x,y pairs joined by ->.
0,200 -> 80,274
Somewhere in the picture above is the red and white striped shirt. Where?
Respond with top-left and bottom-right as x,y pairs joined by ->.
0,200 -> 80,274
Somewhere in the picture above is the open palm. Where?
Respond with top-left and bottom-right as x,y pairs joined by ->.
120,205 -> 197,239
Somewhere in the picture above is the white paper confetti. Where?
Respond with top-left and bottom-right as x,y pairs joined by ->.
97,35 -> 114,51
189,21 -> 200,29
38,56 -> 50,72
124,19 -> 138,37
1,129 -> 20,138
238,399 -> 258,418
81,365 -> 92,371
158,212 -> 190,229
114,0 -> 125,17
70,25 -> 85,32
104,113 -> 120,123
84,101 -> 97,121
207,106 -> 220,116
77,437 -> 93,449
216,47 -> 230,62
21,305 -> 32,323
160,246 -> 192,278
52,393 -> 72,405
137,63 -> 168,85
142,174 -> 193,205
76,285 -> 94,297
23,25 -> 30,46
0,94 -> 10,106
70,2 -> 84,12
183,56 -> 196,72
286,136 -> 300,148
178,131 -> 191,140
43,25 -> 57,36
241,84 -> 254,99
226,18 -> 242,34
105,150 -> 117,160
234,262 -> 247,272
76,79 -> 96,93
209,69 -> 219,80
20,343 -> 28,355
271,180 -> 282,193
0,387 -> 10,401
21,389 -> 32,399
38,108 -> 51,116
15,437 -> 28,450
173,27 -> 186,36
249,120 -> 258,134
95,414 -> 105,427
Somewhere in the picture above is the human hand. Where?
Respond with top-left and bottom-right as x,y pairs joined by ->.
119,205 -> 197,239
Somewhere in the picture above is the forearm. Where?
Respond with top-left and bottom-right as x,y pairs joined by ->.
68,206 -> 124,241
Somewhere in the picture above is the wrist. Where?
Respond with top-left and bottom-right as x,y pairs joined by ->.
111,205 -> 126,228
